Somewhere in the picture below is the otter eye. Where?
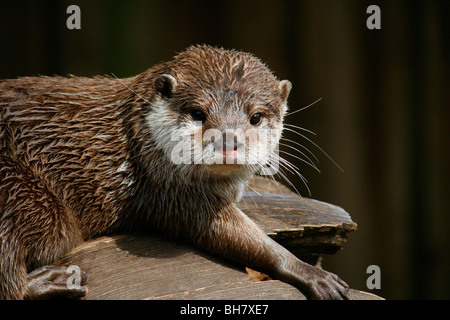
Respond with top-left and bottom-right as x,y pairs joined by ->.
250,113 -> 263,126
191,109 -> 206,123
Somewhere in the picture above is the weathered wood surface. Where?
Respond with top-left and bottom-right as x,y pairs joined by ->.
57,235 -> 380,300
242,177 -> 357,257
56,177 -> 376,300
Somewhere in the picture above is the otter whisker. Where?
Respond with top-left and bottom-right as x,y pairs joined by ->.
279,158 -> 311,195
111,73 -> 152,105
241,182 -> 260,209
280,137 -> 320,164
270,153 -> 312,197
272,163 -> 303,198
280,150 -> 320,173
268,153 -> 307,189
283,123 -> 317,136
280,128 -> 320,163
261,155 -> 299,194
285,98 -> 322,117
278,143 -> 321,172
284,123 -> 317,136
245,183 -> 262,197
282,127 -> 343,172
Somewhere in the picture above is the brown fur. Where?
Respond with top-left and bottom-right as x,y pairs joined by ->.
0,45 -> 349,299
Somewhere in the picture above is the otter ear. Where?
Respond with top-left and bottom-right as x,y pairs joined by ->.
155,74 -> 177,98
279,80 -> 292,102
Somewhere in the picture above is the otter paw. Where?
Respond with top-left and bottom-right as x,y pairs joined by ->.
25,265 -> 88,300
302,266 -> 350,300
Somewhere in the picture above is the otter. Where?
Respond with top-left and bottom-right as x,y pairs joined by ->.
0,45 -> 349,300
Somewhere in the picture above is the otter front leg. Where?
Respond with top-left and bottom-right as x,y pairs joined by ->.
194,205 -> 350,300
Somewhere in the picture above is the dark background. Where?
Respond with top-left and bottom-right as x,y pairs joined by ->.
1,0 -> 448,299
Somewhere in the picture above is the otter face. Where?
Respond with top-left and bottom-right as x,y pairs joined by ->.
146,46 -> 291,179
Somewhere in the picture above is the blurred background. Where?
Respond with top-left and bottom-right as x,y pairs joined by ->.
0,0 -> 448,299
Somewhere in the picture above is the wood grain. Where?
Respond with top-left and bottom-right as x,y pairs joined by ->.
57,235 -> 380,300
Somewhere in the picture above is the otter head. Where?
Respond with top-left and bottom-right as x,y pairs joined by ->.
146,45 -> 291,181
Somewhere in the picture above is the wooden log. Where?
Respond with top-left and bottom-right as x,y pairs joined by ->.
242,177 -> 357,259
55,177 -> 374,300
57,235 -> 380,300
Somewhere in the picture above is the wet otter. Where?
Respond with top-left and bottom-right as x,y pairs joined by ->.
0,45 -> 349,299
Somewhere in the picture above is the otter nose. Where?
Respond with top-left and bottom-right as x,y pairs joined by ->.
222,139 -> 238,153
212,138 -> 237,154
211,131 -> 242,155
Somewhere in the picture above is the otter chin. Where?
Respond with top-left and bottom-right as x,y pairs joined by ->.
0,45 -> 350,300
206,163 -> 247,177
